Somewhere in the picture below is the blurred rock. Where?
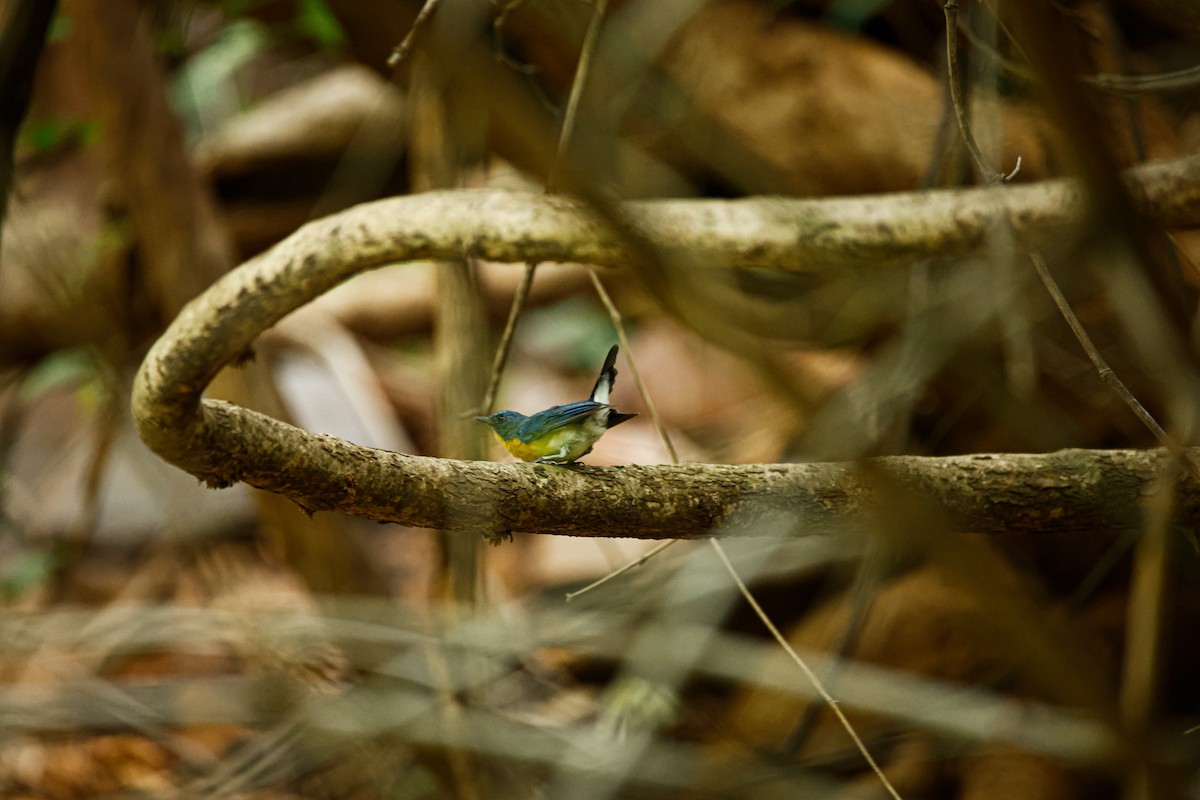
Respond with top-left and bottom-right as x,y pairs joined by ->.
196,64 -> 409,256
656,0 -> 1051,195
5,388 -> 254,545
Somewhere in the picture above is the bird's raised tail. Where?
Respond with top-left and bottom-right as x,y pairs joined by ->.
589,345 -> 621,404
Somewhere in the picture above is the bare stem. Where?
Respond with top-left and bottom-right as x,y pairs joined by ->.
708,538 -> 904,800
1029,253 -> 1200,486
478,261 -> 536,414
943,1 -> 1020,184
386,0 -> 448,70
587,269 -> 680,464
564,540 -> 676,601
561,270 -> 686,601
478,0 -> 610,414
547,0 -> 609,194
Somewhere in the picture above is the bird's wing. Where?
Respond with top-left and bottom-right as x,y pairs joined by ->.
517,401 -> 603,441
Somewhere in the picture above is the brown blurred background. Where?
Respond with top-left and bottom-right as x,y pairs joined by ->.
2,0 -> 1200,797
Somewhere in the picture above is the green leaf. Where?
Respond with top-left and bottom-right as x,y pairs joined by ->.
825,0 -> 892,31
48,12 -> 73,43
19,117 -> 99,154
1,551 -> 56,604
19,349 -> 99,403
296,0 -> 346,51
171,18 -> 267,133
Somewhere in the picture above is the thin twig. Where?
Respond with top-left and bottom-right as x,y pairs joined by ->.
1090,64 -> 1200,95
552,0 -> 694,589
541,11 -> 891,790
563,269 -> 686,602
957,16 -> 1036,85
558,2 -> 699,589
478,262 -> 536,414
943,1 -> 1020,184
1029,253 -> 1200,486
477,0 -> 610,414
708,539 -> 904,800
584,271 -> 903,800
946,1 -> 1192,479
975,0 -> 1030,65
547,0 -> 609,194
782,543 -> 885,756
587,269 -> 680,464
564,540 -> 676,601
386,0 -> 447,69
944,0 -> 1199,527
962,15 -> 1200,96
1099,11 -> 1193,359
1032,250 -> 1200,558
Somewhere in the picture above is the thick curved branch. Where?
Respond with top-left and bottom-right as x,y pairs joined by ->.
133,155 -> 1200,538
152,401 -> 1194,540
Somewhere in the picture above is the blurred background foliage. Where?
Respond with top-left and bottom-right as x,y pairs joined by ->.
1,0 -> 1200,797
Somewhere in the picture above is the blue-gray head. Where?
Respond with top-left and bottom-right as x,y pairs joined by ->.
476,410 -> 525,439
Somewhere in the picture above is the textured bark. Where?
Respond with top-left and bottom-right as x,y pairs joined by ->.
132,157 -> 1200,539
144,399 -> 1193,540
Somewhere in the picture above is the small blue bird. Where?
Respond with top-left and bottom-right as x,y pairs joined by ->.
477,345 -> 636,464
